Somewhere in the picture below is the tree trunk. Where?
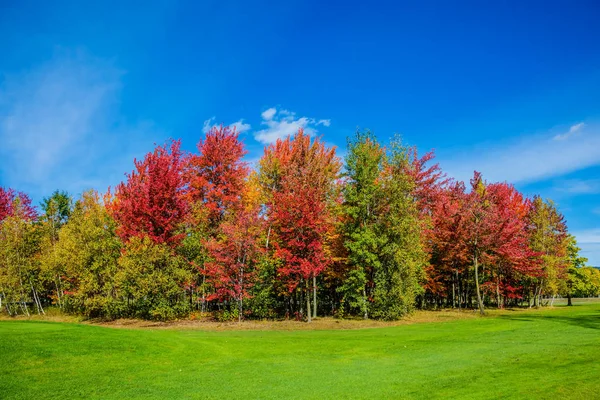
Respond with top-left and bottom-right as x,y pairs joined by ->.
452,281 -> 456,309
363,287 -> 368,319
567,292 -> 573,306
239,252 -> 246,323
306,280 -> 312,323
54,278 -> 62,309
312,274 -> 317,319
265,225 -> 271,250
535,280 -> 543,307
201,269 -> 206,313
473,254 -> 485,315
457,271 -> 462,310
30,279 -> 45,315
496,276 -> 501,309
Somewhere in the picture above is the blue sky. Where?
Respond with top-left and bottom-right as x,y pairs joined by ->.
1,1 -> 599,264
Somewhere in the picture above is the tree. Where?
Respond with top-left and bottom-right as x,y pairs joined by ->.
370,137 -> 427,319
425,181 -> 470,308
565,234 -> 589,306
569,267 -> 600,299
527,196 -> 568,306
39,190 -> 74,309
0,195 -> 42,316
41,190 -> 73,229
484,182 -> 537,308
340,133 -> 428,320
184,125 -> 250,311
339,130 -> 385,318
186,125 -> 249,230
116,235 -> 193,320
261,129 -> 341,321
111,140 -> 188,246
205,191 -> 264,321
51,191 -> 121,317
0,187 -> 36,222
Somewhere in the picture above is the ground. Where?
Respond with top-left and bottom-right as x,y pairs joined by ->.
1,300 -> 599,399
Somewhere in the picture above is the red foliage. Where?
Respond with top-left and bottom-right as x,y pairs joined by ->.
110,140 -> 188,246
405,148 -> 448,217
186,125 -> 248,229
263,129 -> 341,292
0,187 -> 37,222
425,181 -> 470,293
425,172 -> 541,301
273,182 -> 331,291
484,182 -> 540,278
205,204 -> 263,303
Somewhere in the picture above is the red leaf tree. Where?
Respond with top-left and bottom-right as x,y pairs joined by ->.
205,197 -> 263,321
110,140 -> 188,246
0,187 -> 37,222
185,125 -> 250,311
186,125 -> 249,230
482,182 -> 540,306
426,173 -> 539,312
426,181 -> 470,304
261,129 -> 341,322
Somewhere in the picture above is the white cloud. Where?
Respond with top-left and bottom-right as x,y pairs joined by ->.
572,229 -> 600,266
254,107 -> 331,144
555,179 -> 600,194
0,50 -> 162,201
261,108 -> 277,121
574,229 -> 600,244
229,119 -> 251,134
554,122 -> 585,141
202,117 -> 216,133
202,117 -> 251,134
440,121 -> 600,184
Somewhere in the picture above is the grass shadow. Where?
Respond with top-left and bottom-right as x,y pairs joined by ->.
498,312 -> 600,330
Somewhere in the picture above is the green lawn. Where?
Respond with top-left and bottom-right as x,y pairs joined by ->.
1,303 -> 599,399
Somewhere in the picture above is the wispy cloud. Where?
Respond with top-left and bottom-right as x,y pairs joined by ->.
555,178 -> 600,194
202,117 -> 251,134
440,121 -> 600,184
554,122 -> 585,141
261,108 -> 276,121
254,107 -> 331,144
574,229 -> 600,244
571,229 -> 600,266
0,49 -> 162,201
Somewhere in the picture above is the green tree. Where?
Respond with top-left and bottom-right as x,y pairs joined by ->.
41,190 -> 73,230
341,133 -> 427,320
339,130 -> 385,318
52,191 -> 121,317
116,236 -> 194,320
0,197 -> 44,316
371,136 -> 427,320
528,197 -> 568,306
39,190 -> 73,309
564,235 -> 596,304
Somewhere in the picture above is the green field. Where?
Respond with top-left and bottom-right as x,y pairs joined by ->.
1,303 -> 599,399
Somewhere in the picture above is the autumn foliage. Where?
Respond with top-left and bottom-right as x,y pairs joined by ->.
0,127 -> 584,321
187,125 -> 249,229
0,187 -> 36,222
110,139 -> 188,246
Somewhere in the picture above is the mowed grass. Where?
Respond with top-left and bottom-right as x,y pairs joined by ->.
1,303 -> 599,399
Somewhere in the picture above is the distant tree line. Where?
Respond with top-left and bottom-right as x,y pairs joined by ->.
1,128 -> 596,321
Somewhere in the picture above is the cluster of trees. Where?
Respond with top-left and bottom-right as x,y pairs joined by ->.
0,128 -> 596,321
